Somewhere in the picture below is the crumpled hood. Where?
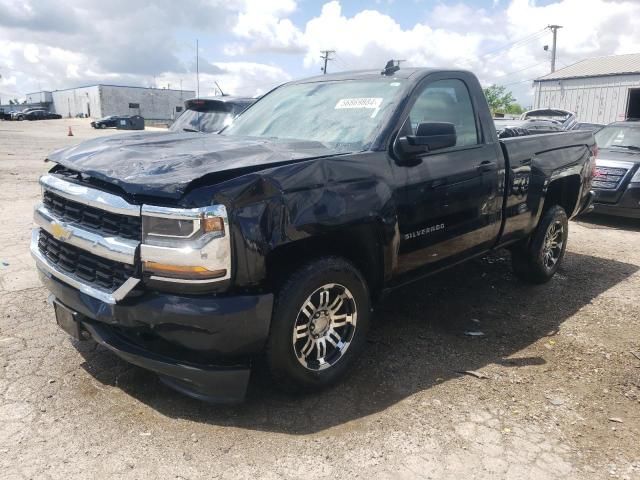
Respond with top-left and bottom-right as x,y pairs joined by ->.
47,131 -> 337,199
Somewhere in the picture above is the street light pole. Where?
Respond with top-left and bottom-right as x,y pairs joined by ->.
196,39 -> 200,98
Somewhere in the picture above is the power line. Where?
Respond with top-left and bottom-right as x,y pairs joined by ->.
332,53 -> 352,71
493,61 -> 549,80
454,28 -> 548,65
499,77 -> 536,88
480,28 -> 546,58
320,50 -> 335,74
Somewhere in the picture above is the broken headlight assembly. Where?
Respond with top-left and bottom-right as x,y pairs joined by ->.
140,205 -> 231,285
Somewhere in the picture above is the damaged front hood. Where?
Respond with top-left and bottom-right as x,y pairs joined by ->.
48,131 -> 338,199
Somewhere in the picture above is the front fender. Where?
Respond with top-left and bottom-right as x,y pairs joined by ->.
207,152 -> 398,288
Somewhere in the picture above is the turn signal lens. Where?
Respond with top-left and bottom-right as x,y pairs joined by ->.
143,261 -> 227,280
202,216 -> 225,234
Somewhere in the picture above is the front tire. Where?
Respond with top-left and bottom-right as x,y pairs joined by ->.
511,205 -> 568,284
267,256 -> 371,393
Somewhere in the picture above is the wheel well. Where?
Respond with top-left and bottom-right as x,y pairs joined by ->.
544,175 -> 581,216
266,224 -> 385,300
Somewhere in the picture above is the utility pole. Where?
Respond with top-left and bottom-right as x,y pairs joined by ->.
320,50 -> 335,74
196,39 -> 200,98
548,25 -> 563,73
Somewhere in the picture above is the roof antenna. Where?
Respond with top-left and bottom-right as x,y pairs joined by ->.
214,81 -> 226,96
381,59 -> 400,76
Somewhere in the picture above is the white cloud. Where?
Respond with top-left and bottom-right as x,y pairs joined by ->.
2,0 -> 640,107
231,0 -> 304,54
157,61 -> 291,98
226,0 -> 640,104
0,0 -> 295,100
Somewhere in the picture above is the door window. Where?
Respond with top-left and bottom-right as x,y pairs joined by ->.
407,79 -> 479,147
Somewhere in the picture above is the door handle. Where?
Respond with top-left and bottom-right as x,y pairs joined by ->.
476,161 -> 496,172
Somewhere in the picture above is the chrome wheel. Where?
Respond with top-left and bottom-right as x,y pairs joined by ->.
292,283 -> 357,371
542,220 -> 564,269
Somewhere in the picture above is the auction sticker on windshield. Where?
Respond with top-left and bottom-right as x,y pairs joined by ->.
335,98 -> 383,109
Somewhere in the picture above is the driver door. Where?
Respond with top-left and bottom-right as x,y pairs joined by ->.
393,77 -> 502,275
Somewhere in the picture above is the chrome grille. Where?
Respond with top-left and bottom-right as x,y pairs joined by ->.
43,190 -> 141,241
593,165 -> 629,190
38,230 -> 136,291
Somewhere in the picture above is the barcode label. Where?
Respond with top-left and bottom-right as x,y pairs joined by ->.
335,98 -> 383,110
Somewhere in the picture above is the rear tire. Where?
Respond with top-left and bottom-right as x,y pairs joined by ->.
511,205 -> 568,284
267,256 -> 371,393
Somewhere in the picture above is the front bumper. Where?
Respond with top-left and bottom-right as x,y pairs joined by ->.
38,269 -> 273,403
592,184 -> 640,219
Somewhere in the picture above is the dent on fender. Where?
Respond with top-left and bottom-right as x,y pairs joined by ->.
191,153 -> 399,287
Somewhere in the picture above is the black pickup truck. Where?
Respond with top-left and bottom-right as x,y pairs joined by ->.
32,66 -> 596,402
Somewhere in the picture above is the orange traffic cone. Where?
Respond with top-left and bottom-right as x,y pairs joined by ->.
67,127 -> 74,136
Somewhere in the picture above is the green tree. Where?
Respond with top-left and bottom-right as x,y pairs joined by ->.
483,84 -> 517,115
505,103 -> 524,115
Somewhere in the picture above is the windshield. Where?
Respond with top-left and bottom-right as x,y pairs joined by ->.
222,79 -> 406,151
170,110 -> 233,133
595,124 -> 640,149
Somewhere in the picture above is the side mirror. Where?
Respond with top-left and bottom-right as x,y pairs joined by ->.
394,122 -> 457,165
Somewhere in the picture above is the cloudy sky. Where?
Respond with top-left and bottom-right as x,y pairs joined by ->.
1,0 -> 639,106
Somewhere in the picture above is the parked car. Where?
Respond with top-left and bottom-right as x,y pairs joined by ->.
24,110 -> 62,121
494,117 -> 565,137
571,122 -> 604,132
170,96 -> 255,133
12,107 -> 42,121
91,116 -> 121,129
33,66 -> 596,402
521,108 -> 578,130
0,109 -> 14,121
590,121 -> 640,218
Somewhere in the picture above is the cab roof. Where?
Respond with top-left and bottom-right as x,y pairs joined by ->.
184,95 -> 254,104
290,68 -> 470,85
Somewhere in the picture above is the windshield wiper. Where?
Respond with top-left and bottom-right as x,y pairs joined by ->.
182,127 -> 200,133
609,144 -> 640,151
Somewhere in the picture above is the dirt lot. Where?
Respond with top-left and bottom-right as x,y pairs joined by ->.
0,118 -> 639,479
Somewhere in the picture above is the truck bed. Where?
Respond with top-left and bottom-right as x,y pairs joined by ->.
497,130 -> 595,244
500,130 -> 594,172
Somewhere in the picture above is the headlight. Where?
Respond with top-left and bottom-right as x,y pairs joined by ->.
140,204 -> 231,284
632,167 -> 640,183
142,212 -> 224,247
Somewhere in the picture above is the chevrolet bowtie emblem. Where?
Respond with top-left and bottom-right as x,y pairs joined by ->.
51,223 -> 72,241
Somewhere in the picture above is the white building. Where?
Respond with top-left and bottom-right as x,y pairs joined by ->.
26,85 -> 195,121
533,53 -> 640,124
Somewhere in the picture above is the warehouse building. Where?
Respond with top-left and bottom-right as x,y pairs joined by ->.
533,53 -> 640,124
24,85 -> 195,121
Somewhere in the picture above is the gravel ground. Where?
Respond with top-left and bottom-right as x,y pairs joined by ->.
1,118 -> 639,479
